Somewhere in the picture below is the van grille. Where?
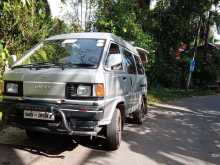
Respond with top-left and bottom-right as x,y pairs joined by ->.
66,83 -> 77,99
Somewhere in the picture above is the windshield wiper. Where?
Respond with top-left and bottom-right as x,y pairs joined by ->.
65,63 -> 97,68
12,62 -> 64,70
12,63 -> 35,69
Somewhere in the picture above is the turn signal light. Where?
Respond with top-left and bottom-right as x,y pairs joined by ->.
95,84 -> 104,97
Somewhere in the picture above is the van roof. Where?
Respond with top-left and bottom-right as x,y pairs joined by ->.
46,32 -> 139,55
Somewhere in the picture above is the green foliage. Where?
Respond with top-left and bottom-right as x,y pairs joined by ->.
1,0 -> 220,89
148,88 -> 216,103
0,0 -> 72,55
144,0 -> 220,87
96,0 -> 220,88
96,0 -> 157,81
0,0 -> 74,78
0,42 -> 10,79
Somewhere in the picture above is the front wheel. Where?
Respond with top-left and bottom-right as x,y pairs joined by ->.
105,109 -> 122,150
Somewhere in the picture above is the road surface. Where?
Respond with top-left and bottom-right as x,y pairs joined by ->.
0,95 -> 220,165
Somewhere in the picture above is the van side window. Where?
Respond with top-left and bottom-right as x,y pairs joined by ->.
134,55 -> 145,75
123,49 -> 137,74
109,43 -> 120,54
106,43 -> 123,70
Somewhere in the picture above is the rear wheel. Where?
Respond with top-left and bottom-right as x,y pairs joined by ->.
144,96 -> 148,115
105,109 -> 122,150
132,98 -> 145,124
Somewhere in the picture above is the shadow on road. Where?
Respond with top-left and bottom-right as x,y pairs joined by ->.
75,136 -> 106,151
0,129 -> 78,164
123,109 -> 220,165
11,134 -> 78,158
77,96 -> 220,165
0,96 -> 220,165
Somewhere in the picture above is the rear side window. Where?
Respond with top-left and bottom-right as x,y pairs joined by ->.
123,49 -> 137,74
134,55 -> 145,74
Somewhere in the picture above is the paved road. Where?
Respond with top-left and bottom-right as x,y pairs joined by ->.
0,95 -> 220,165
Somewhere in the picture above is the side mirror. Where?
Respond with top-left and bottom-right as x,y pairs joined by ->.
11,55 -> 17,63
106,53 -> 123,70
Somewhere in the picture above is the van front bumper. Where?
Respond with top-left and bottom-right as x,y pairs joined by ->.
0,99 -> 104,136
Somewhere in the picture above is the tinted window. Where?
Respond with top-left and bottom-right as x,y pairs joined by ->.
123,49 -> 137,74
134,55 -> 145,74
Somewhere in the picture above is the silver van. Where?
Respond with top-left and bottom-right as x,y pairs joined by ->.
1,33 -> 148,150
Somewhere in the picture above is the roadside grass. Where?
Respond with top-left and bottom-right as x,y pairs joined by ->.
148,88 -> 217,104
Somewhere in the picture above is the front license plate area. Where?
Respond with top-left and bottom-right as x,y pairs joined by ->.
24,110 -> 55,121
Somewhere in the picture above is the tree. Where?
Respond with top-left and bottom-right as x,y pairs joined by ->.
141,0 -> 220,87
95,0 -> 156,86
95,0 -> 220,88
62,0 -> 97,31
96,0 -> 155,60
0,0 -> 72,78
0,0 -> 73,54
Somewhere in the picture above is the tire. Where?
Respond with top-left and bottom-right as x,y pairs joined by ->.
105,109 -> 122,151
132,98 -> 145,124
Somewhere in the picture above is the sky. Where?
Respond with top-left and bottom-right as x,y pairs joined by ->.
47,0 -> 158,20
47,0 -> 92,28
47,0 -> 63,18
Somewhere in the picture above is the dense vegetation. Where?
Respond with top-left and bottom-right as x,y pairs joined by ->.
0,0 -> 73,79
1,0 -> 220,89
96,0 -> 220,88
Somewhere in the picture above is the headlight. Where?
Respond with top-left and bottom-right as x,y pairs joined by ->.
77,85 -> 91,96
6,83 -> 18,94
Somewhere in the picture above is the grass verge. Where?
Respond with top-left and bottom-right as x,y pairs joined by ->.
148,88 -> 217,104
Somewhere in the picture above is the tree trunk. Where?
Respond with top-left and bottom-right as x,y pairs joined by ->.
85,0 -> 88,31
203,11 -> 211,63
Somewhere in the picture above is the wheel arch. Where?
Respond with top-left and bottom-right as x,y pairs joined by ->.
98,97 -> 126,126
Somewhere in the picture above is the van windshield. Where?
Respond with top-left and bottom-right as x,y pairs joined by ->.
16,39 -> 106,68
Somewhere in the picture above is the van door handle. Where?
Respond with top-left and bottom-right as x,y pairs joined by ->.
122,77 -> 127,80
140,84 -> 146,87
